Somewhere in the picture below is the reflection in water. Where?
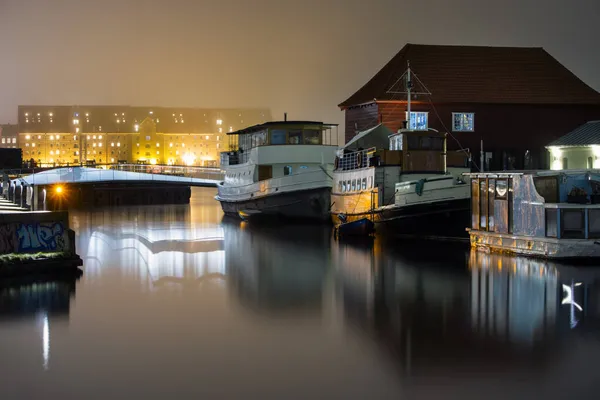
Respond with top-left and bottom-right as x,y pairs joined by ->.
0,270 -> 82,370
223,219 -> 331,315
2,188 -> 600,398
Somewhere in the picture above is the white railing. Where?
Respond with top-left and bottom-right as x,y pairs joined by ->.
336,147 -> 376,171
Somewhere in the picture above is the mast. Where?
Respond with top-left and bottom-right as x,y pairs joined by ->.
406,61 -> 412,130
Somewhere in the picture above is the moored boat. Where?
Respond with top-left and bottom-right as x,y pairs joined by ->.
467,169 -> 600,259
216,120 -> 339,222
330,64 -> 471,237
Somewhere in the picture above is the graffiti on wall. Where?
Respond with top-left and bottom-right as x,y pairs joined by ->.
0,222 -> 68,254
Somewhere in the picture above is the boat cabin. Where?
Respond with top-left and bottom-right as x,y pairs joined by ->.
219,121 -> 339,185
468,170 -> 600,240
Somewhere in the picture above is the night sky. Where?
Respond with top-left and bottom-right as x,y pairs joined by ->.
1,0 -> 599,132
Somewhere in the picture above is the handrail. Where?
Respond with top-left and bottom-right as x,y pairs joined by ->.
335,147 -> 377,171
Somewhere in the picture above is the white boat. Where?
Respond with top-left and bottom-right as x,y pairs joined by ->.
331,64 -> 471,236
216,120 -> 339,222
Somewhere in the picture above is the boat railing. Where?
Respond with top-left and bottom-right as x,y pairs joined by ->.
336,147 -> 376,171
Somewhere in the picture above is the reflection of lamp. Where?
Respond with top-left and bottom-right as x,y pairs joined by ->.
562,282 -> 583,329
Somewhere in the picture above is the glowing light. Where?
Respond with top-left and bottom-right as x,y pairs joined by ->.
111,158 -> 115,162
216,119 -> 222,125
99,135 -> 103,140
55,186 -> 63,194
73,119 -> 79,125
182,153 -> 196,166
156,143 -> 160,147
25,135 -> 30,140
49,112 -> 53,117
135,124 -> 139,132
75,127 -> 80,133
150,158 -> 157,165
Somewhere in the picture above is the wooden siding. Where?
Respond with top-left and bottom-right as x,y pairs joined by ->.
344,103 -> 379,143
356,102 -> 600,170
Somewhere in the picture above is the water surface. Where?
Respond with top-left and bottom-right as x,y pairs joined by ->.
1,187 -> 599,399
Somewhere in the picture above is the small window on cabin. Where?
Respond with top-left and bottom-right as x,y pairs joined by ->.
562,157 -> 568,170
338,182 -> 343,192
352,179 -> 357,191
496,179 -> 508,199
288,130 -> 302,145
588,157 -> 594,169
406,111 -> 428,130
271,130 -> 286,145
346,181 -> 351,192
362,178 -> 367,190
368,176 -> 373,189
284,166 -> 292,176
303,129 -> 321,145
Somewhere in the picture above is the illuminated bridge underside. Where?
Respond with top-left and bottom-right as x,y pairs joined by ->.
20,166 -> 222,187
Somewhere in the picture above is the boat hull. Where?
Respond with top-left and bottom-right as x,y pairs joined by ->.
218,187 -> 331,222
331,197 -> 470,238
469,229 -> 600,259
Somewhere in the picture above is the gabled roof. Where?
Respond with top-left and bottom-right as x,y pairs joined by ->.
546,121 -> 600,147
339,44 -> 600,108
343,124 -> 393,150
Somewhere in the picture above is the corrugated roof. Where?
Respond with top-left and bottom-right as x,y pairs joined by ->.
339,44 -> 600,108
546,121 -> 600,147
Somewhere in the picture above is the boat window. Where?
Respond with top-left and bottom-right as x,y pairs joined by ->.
352,179 -> 357,191
288,130 -> 302,145
284,165 -> 292,176
362,178 -> 367,190
346,180 -> 351,192
368,176 -> 372,189
271,130 -> 286,145
338,182 -> 343,192
495,179 -> 507,199
252,130 -> 267,147
588,157 -> 594,169
562,157 -> 568,170
303,129 -> 321,145
342,181 -> 346,192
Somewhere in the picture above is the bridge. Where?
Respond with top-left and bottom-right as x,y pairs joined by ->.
1,164 -> 225,210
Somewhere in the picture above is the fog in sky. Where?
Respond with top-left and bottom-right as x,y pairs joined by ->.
1,0 -> 599,133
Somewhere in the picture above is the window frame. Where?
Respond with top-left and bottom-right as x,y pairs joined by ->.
452,112 -> 475,132
405,111 -> 429,131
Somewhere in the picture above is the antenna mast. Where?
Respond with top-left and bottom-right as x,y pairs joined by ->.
407,61 -> 411,130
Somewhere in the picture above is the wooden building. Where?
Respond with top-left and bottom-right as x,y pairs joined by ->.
339,44 -> 600,170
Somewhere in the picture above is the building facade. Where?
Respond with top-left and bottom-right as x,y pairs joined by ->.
0,124 -> 18,148
17,106 -> 271,167
546,120 -> 600,170
339,44 -> 600,170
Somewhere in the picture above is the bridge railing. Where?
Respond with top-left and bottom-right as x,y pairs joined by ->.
1,164 -> 225,186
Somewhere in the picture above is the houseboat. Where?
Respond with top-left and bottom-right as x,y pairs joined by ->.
216,120 -> 338,221
331,65 -> 471,236
467,170 -> 600,259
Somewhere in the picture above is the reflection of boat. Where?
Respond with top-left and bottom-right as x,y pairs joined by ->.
216,121 -> 339,222
467,170 -> 600,259
331,64 -> 471,236
332,237 -> 600,375
222,219 -> 330,314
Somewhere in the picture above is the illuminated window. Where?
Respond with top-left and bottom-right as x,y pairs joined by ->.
218,128 -> 222,133
93,143 -> 97,147
111,142 -> 114,147
156,151 -> 160,155
145,136 -> 151,141
99,143 -> 103,147
87,135 -> 91,140
452,113 -> 475,132
406,112 -> 428,130
205,135 -> 209,140
117,142 -> 121,147
216,119 -> 222,125
135,124 -> 139,132
38,135 -> 42,139
169,143 -> 173,147
93,135 -> 97,139
156,143 -> 160,147
111,158 -> 115,162
26,135 -> 30,140
74,135 -> 77,140
99,135 -> 103,140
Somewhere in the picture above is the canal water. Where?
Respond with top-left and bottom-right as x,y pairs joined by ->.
1,187 -> 600,399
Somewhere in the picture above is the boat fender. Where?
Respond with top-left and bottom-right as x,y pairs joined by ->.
356,153 -> 362,168
415,179 -> 426,196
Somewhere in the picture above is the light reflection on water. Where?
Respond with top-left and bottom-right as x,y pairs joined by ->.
0,187 -> 599,399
